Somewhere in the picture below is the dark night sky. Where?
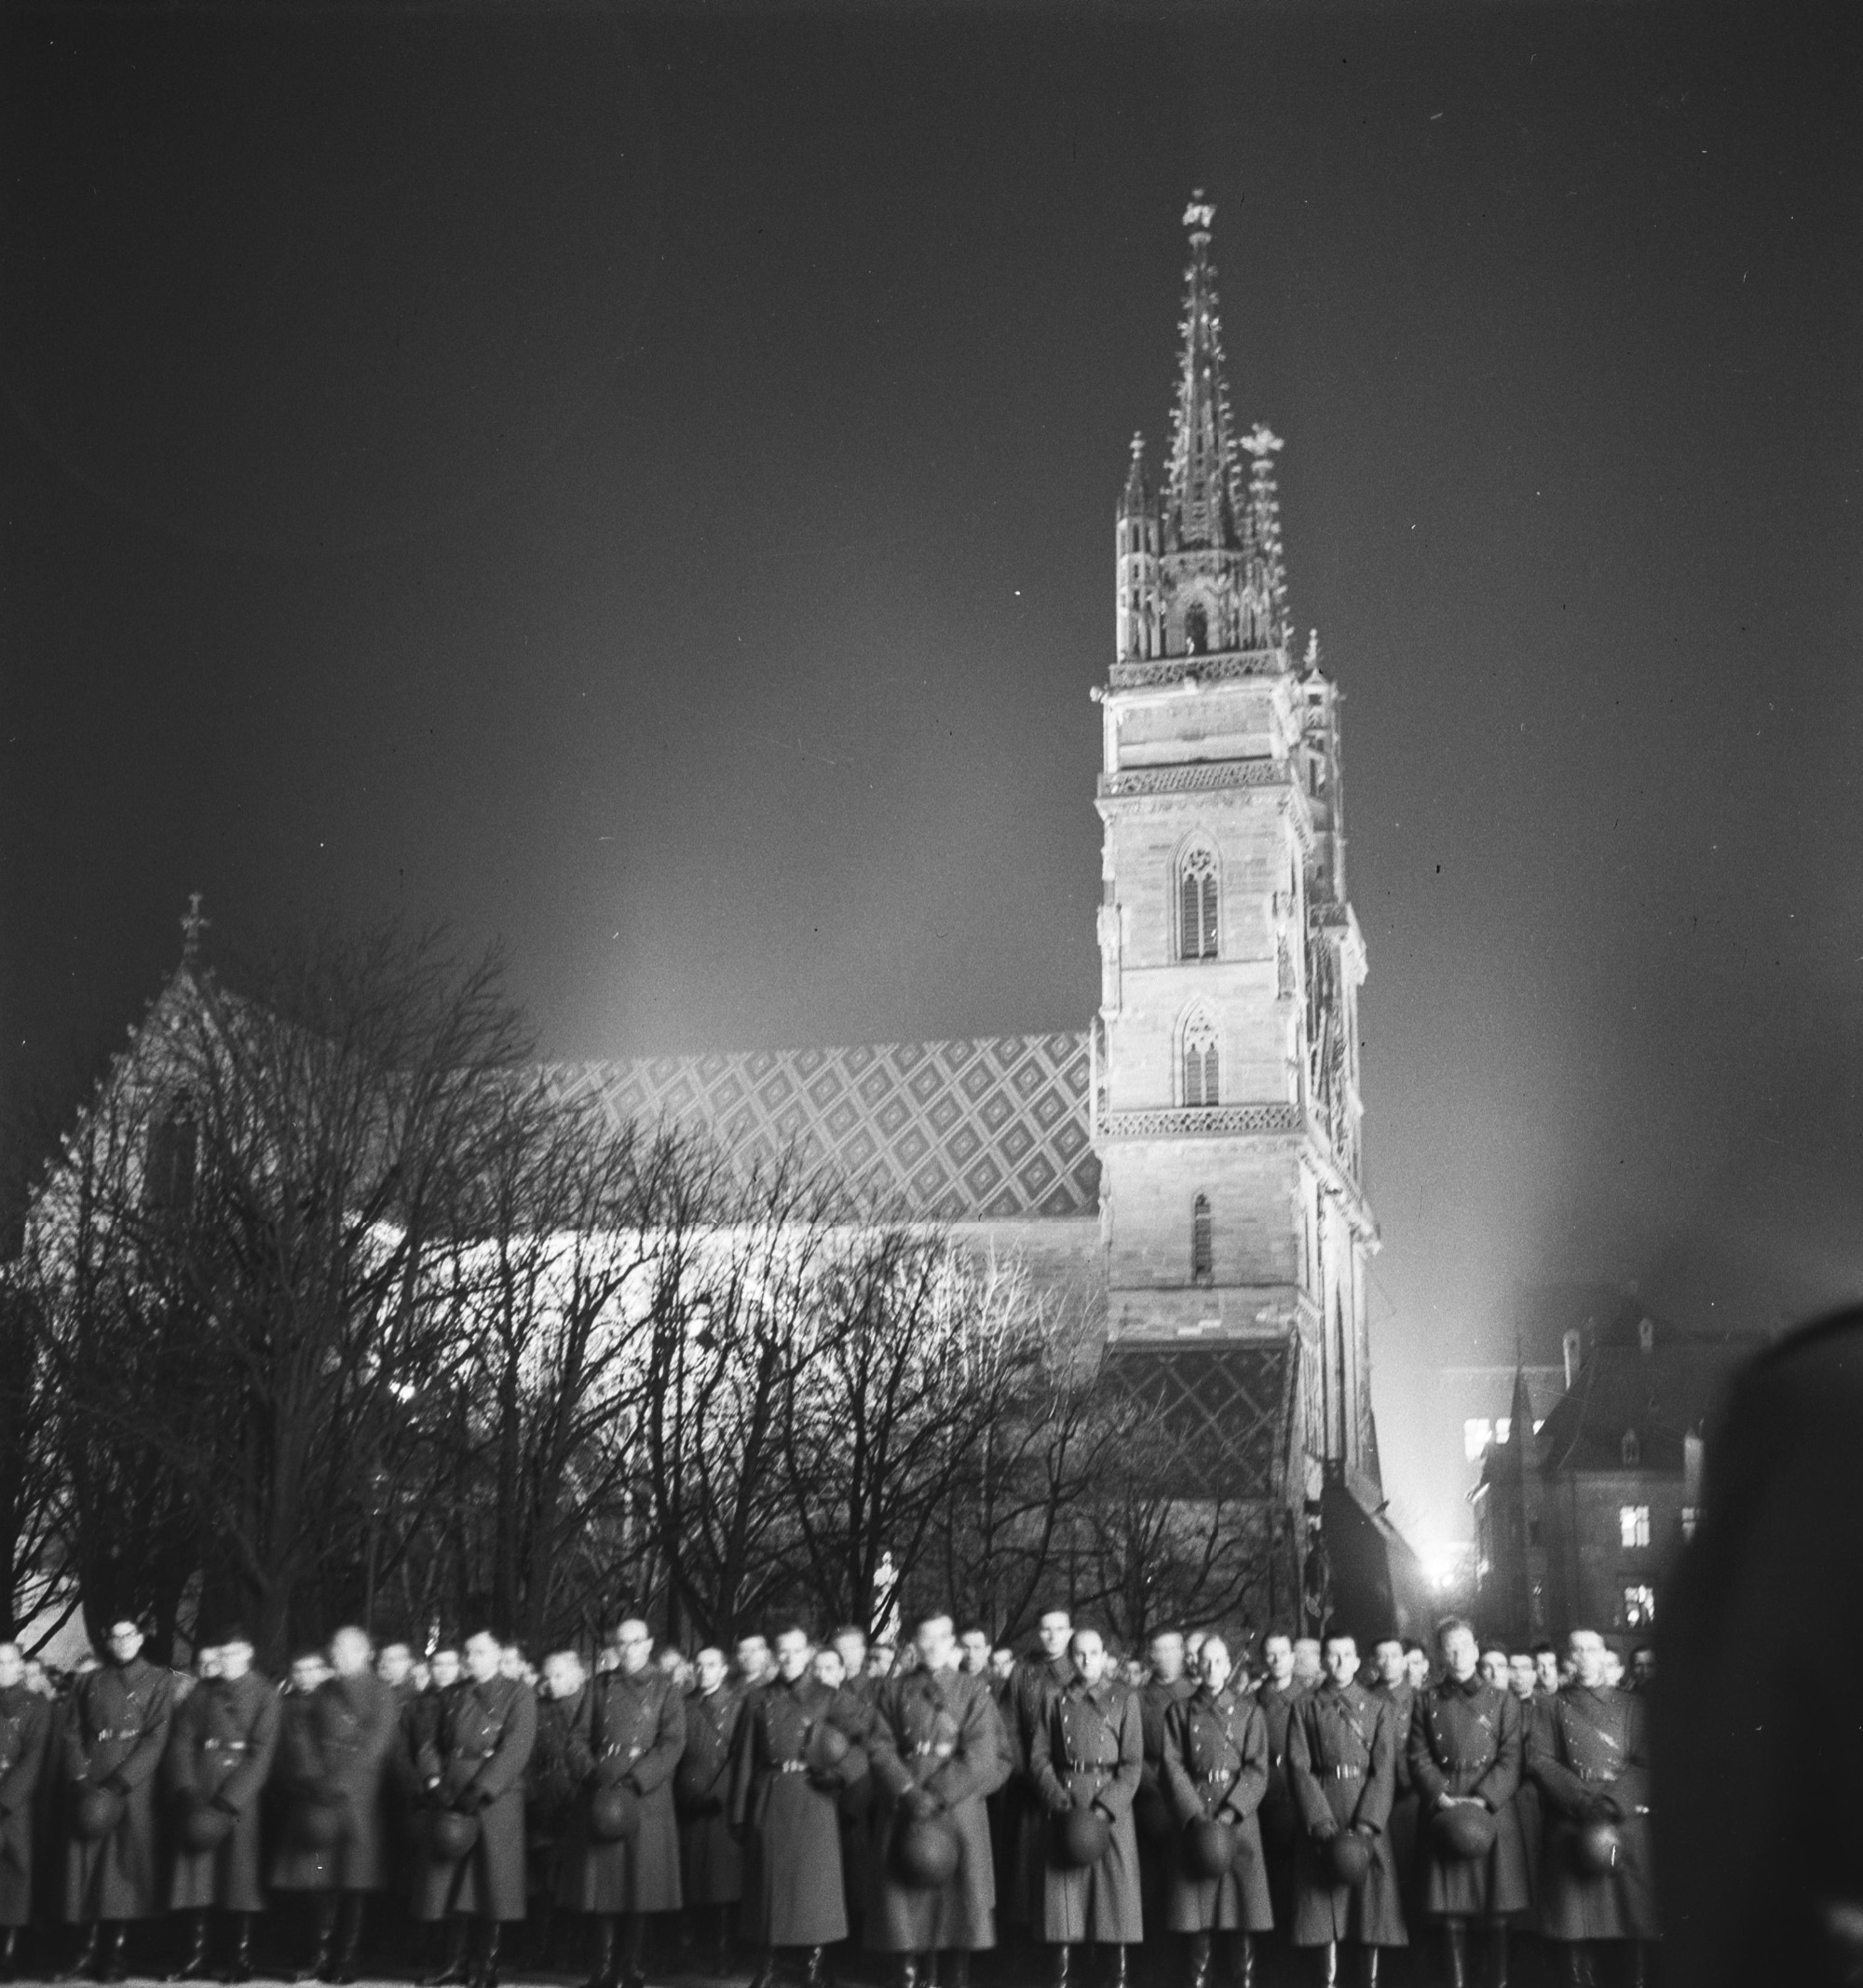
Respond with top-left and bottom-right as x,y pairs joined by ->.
3,2 -> 1858,1546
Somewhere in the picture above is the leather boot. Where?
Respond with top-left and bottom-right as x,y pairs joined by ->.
894,1960 -> 921,1988
1484,1922 -> 1509,1988
747,1947 -> 782,1988
0,1927 -> 17,1985
328,1893 -> 365,1985
1441,1919 -> 1470,1988
1050,1944 -> 1073,1988
582,1914 -> 617,1988
619,1914 -> 646,1988
167,1912 -> 211,1981
1626,1942 -> 1651,1988
1354,1945 -> 1380,1988
1220,1932 -> 1255,1988
99,1924 -> 129,1985
799,1947 -> 828,1988
945,1952 -> 971,1988
471,1920 -> 503,1988
420,1915 -> 472,1987
708,1908 -> 733,1980
222,1914 -> 252,1985
1317,1942 -> 1339,1988
1558,1944 -> 1595,1988
1107,1945 -> 1131,1988
56,1924 -> 100,1983
295,1895 -> 338,1982
1186,1933 -> 1214,1988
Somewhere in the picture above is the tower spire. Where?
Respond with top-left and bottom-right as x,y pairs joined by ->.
1163,192 -> 1244,554
1243,423 -> 1290,651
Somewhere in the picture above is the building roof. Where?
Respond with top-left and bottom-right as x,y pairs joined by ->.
1522,1298 -> 1767,1477
547,1032 -> 1100,1223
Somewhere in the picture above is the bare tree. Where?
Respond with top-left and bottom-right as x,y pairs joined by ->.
32,925 -> 535,1664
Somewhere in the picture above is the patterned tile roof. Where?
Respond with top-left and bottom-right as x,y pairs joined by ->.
549,1033 -> 1100,1222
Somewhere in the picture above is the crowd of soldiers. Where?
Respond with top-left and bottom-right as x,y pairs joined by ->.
0,1609 -> 1659,1988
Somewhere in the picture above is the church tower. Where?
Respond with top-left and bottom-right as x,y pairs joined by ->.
1094,197 -> 1386,1619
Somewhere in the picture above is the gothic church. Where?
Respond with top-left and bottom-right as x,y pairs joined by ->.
551,198 -> 1412,1636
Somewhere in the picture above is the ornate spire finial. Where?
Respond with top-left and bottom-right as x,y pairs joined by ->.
1163,195 -> 1242,554
1242,424 -> 1284,459
180,892 -> 209,965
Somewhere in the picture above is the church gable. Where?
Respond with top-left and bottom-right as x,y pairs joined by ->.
549,1032 -> 1100,1223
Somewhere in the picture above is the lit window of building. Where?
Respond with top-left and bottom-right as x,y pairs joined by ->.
1619,1505 -> 1651,1550
1623,1584 -> 1656,1628
1463,1418 -> 1493,1464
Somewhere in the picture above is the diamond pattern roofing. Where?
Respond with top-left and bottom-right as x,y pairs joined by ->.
549,1033 -> 1101,1222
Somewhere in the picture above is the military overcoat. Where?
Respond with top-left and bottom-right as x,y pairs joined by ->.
164,1669 -> 280,1912
61,1656 -> 175,1922
413,1673 -> 537,1922
676,1685 -> 744,1908
1007,1654 -> 1072,1926
1507,1694 -> 1547,1915
1162,1684 -> 1271,1933
729,1673 -> 866,1948
1286,1680 -> 1407,1948
1029,1676 -> 1145,1945
0,1684 -> 49,1927
563,1667 -> 685,1914
527,1682 -> 590,1898
1405,1676 -> 1529,1919
1524,1683 -> 1657,1941
864,1666 -> 1008,1954
1254,1676 -> 1304,1929
271,1670 -> 401,1892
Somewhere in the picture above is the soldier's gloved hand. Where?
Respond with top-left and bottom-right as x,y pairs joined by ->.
103,1775 -> 130,1797
1598,1792 -> 1626,1824
1046,1788 -> 1073,1816
1310,1818 -> 1339,1843
901,1787 -> 941,1821
474,1786 -> 499,1811
212,1795 -> 240,1817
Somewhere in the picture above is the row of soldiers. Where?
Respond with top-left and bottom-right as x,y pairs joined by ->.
0,1609 -> 1654,1988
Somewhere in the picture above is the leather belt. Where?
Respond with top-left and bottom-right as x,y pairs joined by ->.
94,1728 -> 143,1743
1324,1765 -> 1363,1780
1575,1768 -> 1617,1784
778,1760 -> 808,1775
203,1739 -> 252,1753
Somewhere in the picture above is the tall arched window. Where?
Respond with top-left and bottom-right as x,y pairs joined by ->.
1178,846 -> 1217,960
1182,1008 -> 1219,1109
1190,1194 -> 1214,1285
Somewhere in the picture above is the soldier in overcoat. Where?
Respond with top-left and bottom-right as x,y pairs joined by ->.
413,1629 -> 537,1988
815,1642 -> 874,1943
1029,1627 -> 1145,1984
270,1627 -> 402,1982
1252,1632 -> 1303,1950
1135,1630 -> 1193,1983
864,1614 -> 1009,1987
1502,1658 -> 1543,1913
1161,1633 -> 1271,1986
0,1641 -> 50,1981
676,1650 -> 744,1975
526,1650 -> 589,1968
1406,1619 -> 1528,1988
1286,1633 -> 1407,1983
728,1626 -> 867,1988
1365,1637 -> 1421,1943
1008,1610 -> 1075,1932
1524,1629 -> 1656,1984
162,1630 -> 279,1982
60,1618 -> 176,1982
985,1651 -> 1020,1927
564,1619 -> 685,1988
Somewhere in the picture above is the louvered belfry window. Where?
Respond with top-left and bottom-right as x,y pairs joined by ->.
1191,1194 -> 1214,1284
1178,847 -> 1217,960
1183,1009 -> 1220,1108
